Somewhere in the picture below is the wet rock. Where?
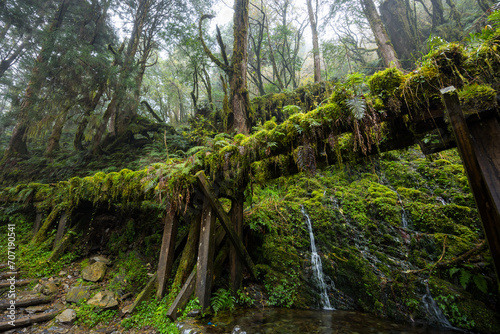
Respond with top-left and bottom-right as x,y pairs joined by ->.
121,303 -> 134,314
91,255 -> 111,266
87,290 -> 118,309
231,326 -> 247,334
186,308 -> 202,317
33,282 -> 59,295
82,261 -> 107,282
56,309 -> 76,324
66,285 -> 95,303
25,304 -> 51,314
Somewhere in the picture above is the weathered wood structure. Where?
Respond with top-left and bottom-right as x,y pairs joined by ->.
441,86 -> 500,284
2,39 -> 500,313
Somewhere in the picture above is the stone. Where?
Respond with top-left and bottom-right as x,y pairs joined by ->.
91,255 -> 111,266
25,304 -> 51,314
82,261 -> 107,282
56,309 -> 76,324
66,285 -> 95,303
231,326 -> 247,334
35,282 -> 59,296
87,290 -> 118,309
121,304 -> 134,314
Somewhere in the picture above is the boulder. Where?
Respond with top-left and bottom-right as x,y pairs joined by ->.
87,290 -> 118,309
82,261 -> 107,282
56,309 -> 76,324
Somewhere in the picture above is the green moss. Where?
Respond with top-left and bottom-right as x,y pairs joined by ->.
458,83 -> 498,114
367,67 -> 404,100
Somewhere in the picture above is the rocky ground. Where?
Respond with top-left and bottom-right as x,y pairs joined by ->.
0,256 -> 163,334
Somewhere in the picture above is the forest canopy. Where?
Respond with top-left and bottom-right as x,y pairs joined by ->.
0,0 -> 497,180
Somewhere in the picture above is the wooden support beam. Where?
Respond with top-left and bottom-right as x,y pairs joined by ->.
230,196 -> 244,293
0,309 -> 61,331
53,210 -> 69,250
196,171 -> 257,280
156,210 -> 179,299
441,86 -> 500,286
195,198 -> 217,311
32,206 -> 43,234
166,266 -> 197,321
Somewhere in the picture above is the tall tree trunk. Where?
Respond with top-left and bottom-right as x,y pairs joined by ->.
430,0 -> 445,30
306,0 -> 321,82
264,14 -> 284,90
92,0 -> 149,154
45,105 -> 72,156
229,0 -> 251,134
361,0 -> 402,69
379,0 -> 419,69
2,0 -> 70,160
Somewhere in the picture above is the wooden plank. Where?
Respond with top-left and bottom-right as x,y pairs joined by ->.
127,275 -> 157,313
0,309 -> 61,331
230,196 -> 244,293
441,86 -> 500,284
195,198 -> 217,311
53,210 -> 69,250
166,267 -> 197,321
156,210 -> 179,299
196,171 -> 257,280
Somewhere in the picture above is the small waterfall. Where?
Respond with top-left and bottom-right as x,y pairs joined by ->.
301,206 -> 334,310
396,192 -> 410,229
421,282 -> 453,329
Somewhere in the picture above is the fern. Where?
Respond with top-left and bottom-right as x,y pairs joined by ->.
459,269 -> 472,289
210,288 -> 235,314
186,146 -> 207,156
473,275 -> 488,293
347,96 -> 366,120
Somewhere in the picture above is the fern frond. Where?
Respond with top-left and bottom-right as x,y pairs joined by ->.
347,96 -> 366,120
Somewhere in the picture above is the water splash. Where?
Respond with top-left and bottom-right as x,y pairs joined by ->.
396,191 -> 410,229
421,282 -> 453,329
301,206 -> 334,310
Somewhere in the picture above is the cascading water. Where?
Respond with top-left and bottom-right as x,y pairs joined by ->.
396,191 -> 410,229
421,282 -> 453,329
301,206 -> 334,310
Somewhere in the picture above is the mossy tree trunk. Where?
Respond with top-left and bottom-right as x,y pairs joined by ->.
362,0 -> 402,69
306,0 -> 321,82
199,0 -> 251,134
379,0 -> 417,69
45,104 -> 72,157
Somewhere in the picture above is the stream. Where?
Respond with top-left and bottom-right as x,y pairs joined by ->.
178,308 -> 463,334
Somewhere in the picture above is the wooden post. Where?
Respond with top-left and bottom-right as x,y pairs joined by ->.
156,209 -> 179,299
167,266 -> 197,321
195,197 -> 217,310
230,195 -> 244,293
441,86 -> 500,286
196,171 -> 257,280
33,204 -> 43,234
53,210 -> 69,249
